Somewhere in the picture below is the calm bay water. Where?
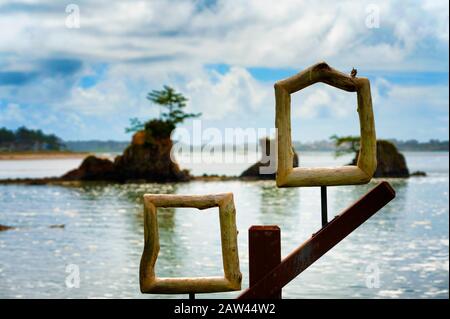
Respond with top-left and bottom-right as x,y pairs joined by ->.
0,152 -> 448,298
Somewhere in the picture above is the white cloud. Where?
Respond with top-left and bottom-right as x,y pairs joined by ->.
55,63 -> 270,122
0,103 -> 25,123
370,77 -> 449,112
385,84 -> 449,111
185,67 -> 270,120
0,0 -> 448,70
291,84 -> 355,119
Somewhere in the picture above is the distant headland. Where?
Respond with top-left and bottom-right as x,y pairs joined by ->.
1,126 -> 447,154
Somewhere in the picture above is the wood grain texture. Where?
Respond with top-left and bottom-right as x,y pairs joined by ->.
275,62 -> 377,187
140,193 -> 242,294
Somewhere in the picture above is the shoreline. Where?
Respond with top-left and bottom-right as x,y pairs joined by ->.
1,149 -> 447,160
0,174 -> 430,186
0,175 -> 241,185
0,151 -> 94,160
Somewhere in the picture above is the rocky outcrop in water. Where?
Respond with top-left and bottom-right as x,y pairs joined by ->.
63,155 -> 116,181
349,140 -> 422,177
240,138 -> 299,179
62,122 -> 191,182
113,131 -> 191,182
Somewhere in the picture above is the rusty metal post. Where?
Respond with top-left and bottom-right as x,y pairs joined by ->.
238,181 -> 396,299
248,226 -> 281,299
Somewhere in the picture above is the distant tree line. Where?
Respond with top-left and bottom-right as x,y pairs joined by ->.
64,140 -> 129,153
0,126 -> 65,151
293,138 -> 448,152
389,139 -> 448,151
1,124 -> 447,153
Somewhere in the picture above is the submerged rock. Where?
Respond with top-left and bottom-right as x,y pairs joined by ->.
240,138 -> 299,180
411,170 -> 427,177
350,140 -> 411,178
62,155 -> 116,181
49,224 -> 65,229
0,224 -> 14,231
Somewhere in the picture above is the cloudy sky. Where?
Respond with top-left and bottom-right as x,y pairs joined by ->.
0,0 -> 448,143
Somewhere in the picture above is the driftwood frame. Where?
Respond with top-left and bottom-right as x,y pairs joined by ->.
275,62 -> 377,187
140,193 -> 242,294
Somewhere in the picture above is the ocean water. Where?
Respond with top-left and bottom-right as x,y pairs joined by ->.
0,152 -> 448,299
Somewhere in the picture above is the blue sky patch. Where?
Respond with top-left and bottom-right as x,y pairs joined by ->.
40,58 -> 83,76
0,71 -> 38,86
79,63 -> 108,89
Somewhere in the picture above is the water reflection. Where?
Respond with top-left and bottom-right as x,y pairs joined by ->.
0,153 -> 448,299
154,207 -> 183,277
258,181 -> 299,215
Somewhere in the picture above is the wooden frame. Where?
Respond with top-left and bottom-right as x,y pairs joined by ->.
275,62 -> 377,187
140,193 -> 242,294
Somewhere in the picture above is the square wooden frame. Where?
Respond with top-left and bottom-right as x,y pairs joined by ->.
139,193 -> 242,294
275,62 -> 377,187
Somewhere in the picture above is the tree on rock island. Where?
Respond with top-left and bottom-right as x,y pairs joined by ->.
126,85 -> 201,138
330,135 -> 425,178
63,86 -> 201,182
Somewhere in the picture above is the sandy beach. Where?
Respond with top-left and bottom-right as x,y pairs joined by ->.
0,151 -> 91,160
